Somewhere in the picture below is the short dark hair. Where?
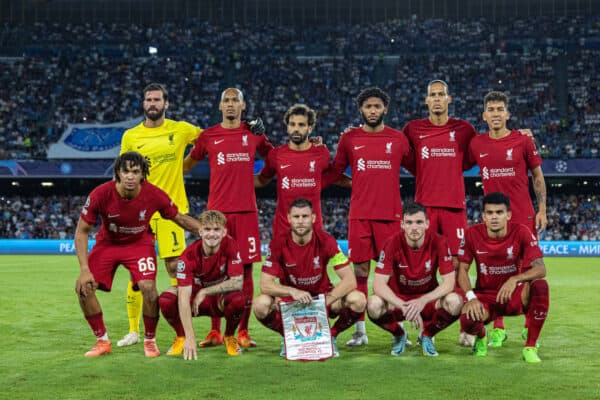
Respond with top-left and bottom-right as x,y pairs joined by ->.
114,151 -> 150,182
284,104 -> 317,127
482,192 -> 510,210
289,197 -> 313,212
356,87 -> 390,108
403,202 -> 427,218
427,79 -> 449,95
484,91 -> 509,109
143,83 -> 168,101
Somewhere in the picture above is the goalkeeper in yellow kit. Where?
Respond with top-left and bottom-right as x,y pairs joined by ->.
118,83 -> 202,354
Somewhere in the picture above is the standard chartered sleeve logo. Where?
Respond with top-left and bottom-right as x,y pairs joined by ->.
421,146 -> 429,159
217,152 -> 225,165
482,167 -> 489,180
357,158 -> 366,171
281,176 -> 290,189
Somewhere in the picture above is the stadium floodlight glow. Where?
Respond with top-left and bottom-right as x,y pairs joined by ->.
475,181 -> 483,188
41,182 -> 54,187
11,181 -> 19,186
148,46 -> 158,55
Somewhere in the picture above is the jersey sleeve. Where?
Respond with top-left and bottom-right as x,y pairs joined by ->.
259,147 -> 277,179
153,186 -> 179,219
375,236 -> 396,276
519,226 -> 544,268
189,134 -> 207,161
324,234 -> 349,270
330,134 -> 349,178
261,241 -> 285,280
435,235 -> 454,275
224,237 -> 243,278
80,188 -> 101,225
457,228 -> 474,264
176,246 -> 198,286
256,134 -> 275,159
119,129 -> 133,154
525,136 -> 543,170
464,139 -> 478,171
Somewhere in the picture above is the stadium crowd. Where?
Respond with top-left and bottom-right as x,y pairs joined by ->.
1,193 -> 598,242
0,16 -> 599,160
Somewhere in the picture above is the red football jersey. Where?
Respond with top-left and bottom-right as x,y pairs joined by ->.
175,235 -> 243,288
330,126 -> 410,221
259,144 -> 331,236
80,181 -> 178,245
375,230 -> 454,296
458,223 -> 543,291
262,229 -> 349,296
189,123 -> 273,212
403,118 -> 477,209
468,130 -> 542,224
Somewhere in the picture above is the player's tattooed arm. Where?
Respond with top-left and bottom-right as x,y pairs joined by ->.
200,275 -> 243,296
531,166 -> 547,233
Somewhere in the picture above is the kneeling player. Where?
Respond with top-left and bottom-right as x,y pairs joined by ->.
253,198 -> 366,357
158,210 -> 246,360
458,192 -> 549,363
367,202 -> 462,356
74,152 -> 202,357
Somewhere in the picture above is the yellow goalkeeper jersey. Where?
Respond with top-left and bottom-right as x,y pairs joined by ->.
120,119 -> 202,214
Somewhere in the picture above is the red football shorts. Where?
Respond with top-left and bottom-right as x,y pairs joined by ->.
426,207 -> 467,255
348,219 -> 401,263
471,285 -> 526,323
88,240 -> 157,291
224,211 -> 261,264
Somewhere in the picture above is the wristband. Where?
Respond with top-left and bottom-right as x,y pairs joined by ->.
466,290 -> 477,301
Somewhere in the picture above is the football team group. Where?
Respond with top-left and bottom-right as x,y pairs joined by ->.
74,80 -> 550,363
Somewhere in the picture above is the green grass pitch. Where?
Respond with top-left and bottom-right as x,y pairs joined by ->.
1,256 -> 599,399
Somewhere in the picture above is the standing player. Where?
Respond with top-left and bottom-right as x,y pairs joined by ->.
368,202 -> 462,356
158,210 -> 246,359
117,83 -> 202,347
255,103 -> 349,238
328,87 -> 411,346
468,91 -> 547,346
253,198 -> 366,357
458,192 -> 549,363
184,87 -> 273,348
74,152 -> 202,357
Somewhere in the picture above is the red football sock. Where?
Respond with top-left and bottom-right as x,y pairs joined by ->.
143,315 -> 159,340
356,276 -> 368,322
223,292 -> 246,336
258,310 -> 283,335
238,263 -> 254,331
85,312 -> 107,339
331,308 -> 363,337
459,313 -> 486,338
423,308 -> 458,337
370,311 -> 404,336
493,316 -> 505,330
158,292 -> 184,337
525,279 -> 549,347
210,317 -> 221,332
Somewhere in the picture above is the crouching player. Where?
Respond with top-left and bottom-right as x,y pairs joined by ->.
158,210 -> 246,360
253,198 -> 366,357
458,192 -> 549,363
367,202 -> 462,356
74,152 -> 202,357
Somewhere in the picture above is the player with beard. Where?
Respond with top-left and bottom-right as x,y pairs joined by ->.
255,104 -> 350,239
184,87 -> 273,349
368,202 -> 462,357
458,192 -> 549,363
117,83 -> 202,351
328,87 -> 412,346
254,198 -> 366,357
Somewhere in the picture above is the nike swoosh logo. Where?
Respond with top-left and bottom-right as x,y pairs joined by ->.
353,145 -> 365,150
480,153 -> 488,158
398,265 -> 409,268
419,134 -> 432,139
172,248 -> 182,253
280,164 -> 291,169
248,254 -> 258,259
214,139 -> 225,144
108,214 -> 120,218
136,144 -> 145,149
476,250 -> 488,254
142,272 -> 154,276
285,263 -> 296,267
